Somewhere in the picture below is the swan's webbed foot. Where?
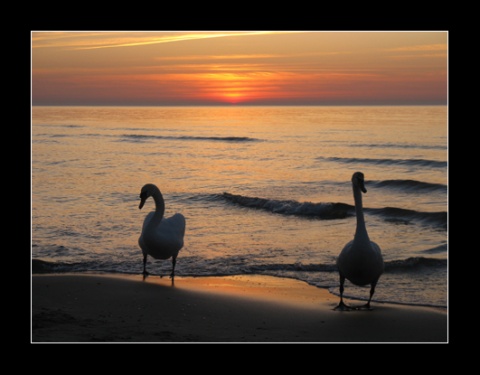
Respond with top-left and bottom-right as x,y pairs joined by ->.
334,300 -> 355,311
335,301 -> 373,311
356,302 -> 373,311
142,270 -> 149,281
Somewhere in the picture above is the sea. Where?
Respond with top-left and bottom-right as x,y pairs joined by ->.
31,105 -> 448,309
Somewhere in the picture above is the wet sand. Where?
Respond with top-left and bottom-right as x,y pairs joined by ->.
32,273 -> 447,343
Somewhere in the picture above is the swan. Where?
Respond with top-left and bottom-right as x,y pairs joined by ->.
138,183 -> 186,282
335,172 -> 384,310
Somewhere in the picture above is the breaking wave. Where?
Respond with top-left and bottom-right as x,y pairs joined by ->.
218,192 -> 446,229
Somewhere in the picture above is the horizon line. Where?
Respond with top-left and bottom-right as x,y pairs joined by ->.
32,102 -> 448,108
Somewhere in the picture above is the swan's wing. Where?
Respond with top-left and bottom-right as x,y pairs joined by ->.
139,212 -> 155,253
337,240 -> 353,265
141,211 -> 155,231
160,213 -> 186,247
166,213 -> 186,237
370,241 -> 382,254
370,241 -> 384,274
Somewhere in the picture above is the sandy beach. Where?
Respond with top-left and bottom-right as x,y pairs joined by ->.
31,273 -> 447,343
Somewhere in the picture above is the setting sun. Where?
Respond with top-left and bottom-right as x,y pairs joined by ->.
222,92 -> 246,104
201,72 -> 260,104
32,31 -> 447,106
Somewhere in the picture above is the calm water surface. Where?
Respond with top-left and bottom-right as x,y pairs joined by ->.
32,105 -> 448,307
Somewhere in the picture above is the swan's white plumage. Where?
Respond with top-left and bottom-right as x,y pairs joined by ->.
139,212 -> 185,260
335,172 -> 384,309
138,183 -> 186,279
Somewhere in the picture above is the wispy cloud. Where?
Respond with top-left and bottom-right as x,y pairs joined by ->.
386,43 -> 447,52
154,54 -> 282,62
32,31 -> 295,50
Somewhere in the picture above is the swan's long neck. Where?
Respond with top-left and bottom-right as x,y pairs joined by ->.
353,184 -> 370,243
151,187 -> 165,223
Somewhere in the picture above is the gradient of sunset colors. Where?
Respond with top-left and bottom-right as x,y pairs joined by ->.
31,31 -> 448,106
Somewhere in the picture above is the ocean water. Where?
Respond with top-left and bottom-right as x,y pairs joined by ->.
31,105 -> 448,308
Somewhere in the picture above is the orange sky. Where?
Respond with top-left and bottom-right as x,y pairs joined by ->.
31,31 -> 448,106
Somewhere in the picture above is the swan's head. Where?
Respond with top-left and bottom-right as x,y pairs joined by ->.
352,172 -> 367,193
139,183 -> 158,209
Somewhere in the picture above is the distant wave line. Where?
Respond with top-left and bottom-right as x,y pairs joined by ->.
370,179 -> 447,192
316,156 -> 447,168
36,124 -> 85,128
323,178 -> 447,193
119,134 -> 261,143
37,132 -> 262,143
349,142 -> 445,151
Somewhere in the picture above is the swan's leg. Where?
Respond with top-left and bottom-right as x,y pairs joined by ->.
170,256 -> 177,281
358,280 -> 378,310
142,254 -> 149,280
365,280 -> 378,309
334,273 -> 352,310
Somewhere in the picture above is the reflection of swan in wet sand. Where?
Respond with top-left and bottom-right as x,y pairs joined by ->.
335,172 -> 384,310
138,184 -> 186,283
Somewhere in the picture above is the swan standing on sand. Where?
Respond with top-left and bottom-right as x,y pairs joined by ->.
138,183 -> 186,282
335,172 -> 384,310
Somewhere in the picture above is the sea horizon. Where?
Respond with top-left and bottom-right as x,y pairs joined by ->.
31,103 -> 448,108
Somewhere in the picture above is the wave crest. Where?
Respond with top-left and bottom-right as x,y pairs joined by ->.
220,193 -> 354,219
218,192 -> 446,229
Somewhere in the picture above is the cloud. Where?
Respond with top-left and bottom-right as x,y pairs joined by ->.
32,31 -> 295,50
386,43 -> 447,52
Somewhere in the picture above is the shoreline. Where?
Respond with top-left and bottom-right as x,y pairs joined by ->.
32,273 -> 448,343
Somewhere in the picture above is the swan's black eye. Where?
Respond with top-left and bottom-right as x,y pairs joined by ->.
140,191 -> 148,199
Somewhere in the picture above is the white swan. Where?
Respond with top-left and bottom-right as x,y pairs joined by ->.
138,183 -> 186,282
335,172 -> 384,310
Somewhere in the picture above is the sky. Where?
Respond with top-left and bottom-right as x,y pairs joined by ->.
31,31 -> 448,106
